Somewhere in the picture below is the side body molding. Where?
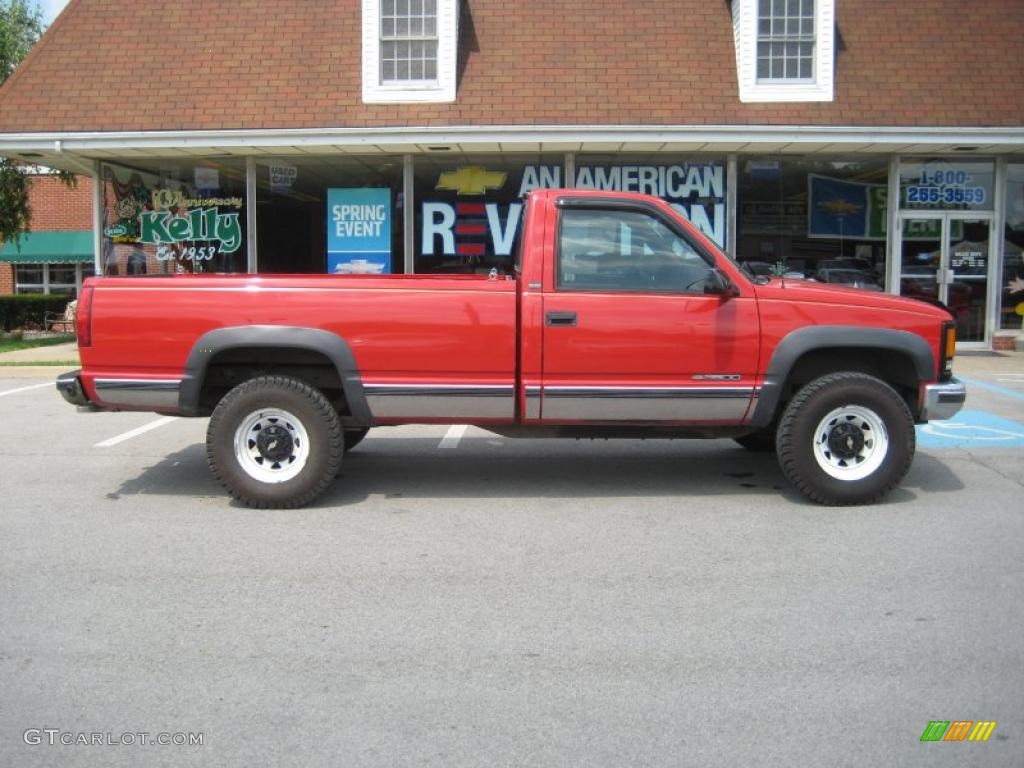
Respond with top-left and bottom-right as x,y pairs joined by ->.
178,325 -> 372,423
749,326 -> 935,427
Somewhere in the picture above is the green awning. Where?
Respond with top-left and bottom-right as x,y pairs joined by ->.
0,230 -> 94,264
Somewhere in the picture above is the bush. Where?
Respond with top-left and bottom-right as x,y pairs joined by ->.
0,294 -> 72,332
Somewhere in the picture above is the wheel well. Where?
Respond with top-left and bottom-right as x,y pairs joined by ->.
196,346 -> 348,416
778,347 -> 921,416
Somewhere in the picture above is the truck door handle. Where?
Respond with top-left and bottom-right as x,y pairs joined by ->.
545,311 -> 577,327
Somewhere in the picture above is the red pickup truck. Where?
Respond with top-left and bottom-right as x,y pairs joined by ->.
57,189 -> 965,508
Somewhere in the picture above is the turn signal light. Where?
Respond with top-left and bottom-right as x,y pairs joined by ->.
941,322 -> 956,378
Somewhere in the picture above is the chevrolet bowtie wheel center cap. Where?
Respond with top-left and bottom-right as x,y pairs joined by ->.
828,422 -> 865,460
256,424 -> 294,462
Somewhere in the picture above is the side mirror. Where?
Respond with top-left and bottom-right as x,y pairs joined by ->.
704,268 -> 738,297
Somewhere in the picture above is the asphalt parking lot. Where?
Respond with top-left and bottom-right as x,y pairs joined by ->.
1,356 -> 1022,767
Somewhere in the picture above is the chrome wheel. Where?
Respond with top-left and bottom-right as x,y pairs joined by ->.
233,407 -> 310,483
811,405 -> 889,481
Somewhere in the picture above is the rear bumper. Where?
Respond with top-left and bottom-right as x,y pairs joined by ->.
56,369 -> 93,409
56,369 -> 183,412
921,377 -> 966,422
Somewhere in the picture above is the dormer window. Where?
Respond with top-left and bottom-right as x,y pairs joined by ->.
732,0 -> 834,102
381,0 -> 438,83
363,0 -> 458,104
757,0 -> 815,82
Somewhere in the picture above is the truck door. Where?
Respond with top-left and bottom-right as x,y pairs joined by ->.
538,199 -> 760,424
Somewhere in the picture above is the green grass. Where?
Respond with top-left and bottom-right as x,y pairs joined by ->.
0,334 -> 76,354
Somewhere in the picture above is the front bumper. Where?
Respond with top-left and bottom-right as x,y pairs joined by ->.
921,377 -> 966,422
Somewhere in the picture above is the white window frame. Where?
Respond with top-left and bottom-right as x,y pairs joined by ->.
13,264 -> 46,294
732,0 -> 834,103
14,263 -> 92,295
362,0 -> 459,104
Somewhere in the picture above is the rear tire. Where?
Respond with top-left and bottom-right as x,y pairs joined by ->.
776,372 -> 914,506
207,376 -> 342,508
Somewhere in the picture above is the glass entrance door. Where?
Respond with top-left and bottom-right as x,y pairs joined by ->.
897,215 -> 992,344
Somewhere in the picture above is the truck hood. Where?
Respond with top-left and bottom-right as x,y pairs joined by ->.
751,277 -> 952,320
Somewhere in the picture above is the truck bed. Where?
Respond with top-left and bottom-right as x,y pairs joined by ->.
80,273 -> 518,422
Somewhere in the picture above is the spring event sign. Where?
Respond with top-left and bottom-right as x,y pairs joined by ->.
327,188 -> 392,274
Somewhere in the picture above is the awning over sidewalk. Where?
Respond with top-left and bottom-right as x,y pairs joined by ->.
0,230 -> 93,264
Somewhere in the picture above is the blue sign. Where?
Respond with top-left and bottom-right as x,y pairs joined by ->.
916,410 -> 1024,449
327,188 -> 391,274
808,174 -> 870,239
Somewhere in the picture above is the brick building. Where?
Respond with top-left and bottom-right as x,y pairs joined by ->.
0,0 -> 1022,345
0,173 -> 94,296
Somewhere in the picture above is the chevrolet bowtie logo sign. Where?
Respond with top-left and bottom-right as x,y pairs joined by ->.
818,198 -> 863,216
436,167 -> 508,196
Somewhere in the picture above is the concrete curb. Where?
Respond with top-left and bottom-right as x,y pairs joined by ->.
0,366 -> 76,379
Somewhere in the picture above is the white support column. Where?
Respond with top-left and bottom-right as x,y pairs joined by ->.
886,155 -> 901,294
246,156 -> 257,273
403,154 -> 414,274
990,157 -> 1008,342
564,153 -> 575,189
726,154 -> 738,257
92,159 -> 103,275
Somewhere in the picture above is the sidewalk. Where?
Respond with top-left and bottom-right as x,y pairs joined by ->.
952,348 -> 1024,375
0,341 -> 80,378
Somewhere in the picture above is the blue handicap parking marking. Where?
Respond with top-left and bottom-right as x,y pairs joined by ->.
917,409 -> 1024,449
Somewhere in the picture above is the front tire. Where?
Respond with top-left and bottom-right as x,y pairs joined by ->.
207,376 -> 342,508
776,373 -> 914,506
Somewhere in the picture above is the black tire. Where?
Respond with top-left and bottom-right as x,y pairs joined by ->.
206,376 -> 342,508
343,428 -> 370,452
734,427 -> 776,452
776,372 -> 915,506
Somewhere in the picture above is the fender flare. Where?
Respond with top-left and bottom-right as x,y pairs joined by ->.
178,325 -> 372,424
749,326 -> 935,427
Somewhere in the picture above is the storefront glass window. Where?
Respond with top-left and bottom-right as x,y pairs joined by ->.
574,154 -> 728,250
255,156 -> 403,275
736,156 -> 889,287
101,159 -> 247,276
1002,162 -> 1024,330
413,154 -> 563,274
899,158 -> 994,212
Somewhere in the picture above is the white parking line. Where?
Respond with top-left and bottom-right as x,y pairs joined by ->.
0,382 -> 53,398
438,424 -> 469,449
95,416 -> 178,447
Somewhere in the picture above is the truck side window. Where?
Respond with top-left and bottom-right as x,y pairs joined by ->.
557,208 -> 715,293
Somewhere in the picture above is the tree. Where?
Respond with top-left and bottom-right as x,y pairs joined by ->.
0,0 -> 42,78
1,1 -> 70,248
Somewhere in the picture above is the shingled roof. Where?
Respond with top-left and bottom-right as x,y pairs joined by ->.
0,0 -> 1022,134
